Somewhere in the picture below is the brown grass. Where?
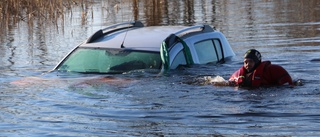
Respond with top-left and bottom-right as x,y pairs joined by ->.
0,0 -> 91,26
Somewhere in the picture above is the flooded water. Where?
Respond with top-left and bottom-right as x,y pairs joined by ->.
1,0 -> 320,136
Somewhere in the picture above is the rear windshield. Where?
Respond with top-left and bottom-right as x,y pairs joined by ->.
56,48 -> 161,74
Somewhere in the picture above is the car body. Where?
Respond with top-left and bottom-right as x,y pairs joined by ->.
52,21 -> 235,74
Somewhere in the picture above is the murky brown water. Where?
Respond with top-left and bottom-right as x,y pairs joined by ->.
1,0 -> 320,136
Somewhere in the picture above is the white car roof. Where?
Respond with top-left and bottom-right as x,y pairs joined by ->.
80,26 -> 189,52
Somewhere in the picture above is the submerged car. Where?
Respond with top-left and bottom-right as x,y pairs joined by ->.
52,21 -> 235,74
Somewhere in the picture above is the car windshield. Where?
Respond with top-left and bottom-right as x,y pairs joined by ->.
56,48 -> 162,74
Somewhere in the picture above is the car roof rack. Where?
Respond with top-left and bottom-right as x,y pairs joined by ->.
163,25 -> 215,49
174,25 -> 214,37
86,21 -> 144,43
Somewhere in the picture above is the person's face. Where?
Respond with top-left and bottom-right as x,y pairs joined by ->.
244,58 -> 255,72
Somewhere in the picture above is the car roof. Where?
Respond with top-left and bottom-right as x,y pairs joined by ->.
80,26 -> 188,52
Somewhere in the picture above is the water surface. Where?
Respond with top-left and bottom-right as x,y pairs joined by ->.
1,0 -> 320,136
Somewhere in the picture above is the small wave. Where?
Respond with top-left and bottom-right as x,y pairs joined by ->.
310,58 -> 320,62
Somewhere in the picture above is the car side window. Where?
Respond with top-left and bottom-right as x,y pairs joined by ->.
194,40 -> 217,64
171,50 -> 187,69
213,39 -> 223,61
194,39 -> 224,64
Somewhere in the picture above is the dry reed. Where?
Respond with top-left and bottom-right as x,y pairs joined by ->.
0,0 -> 91,27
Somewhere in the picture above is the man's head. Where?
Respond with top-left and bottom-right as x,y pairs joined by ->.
243,49 -> 262,72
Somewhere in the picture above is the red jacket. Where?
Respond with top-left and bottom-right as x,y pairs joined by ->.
229,61 -> 293,87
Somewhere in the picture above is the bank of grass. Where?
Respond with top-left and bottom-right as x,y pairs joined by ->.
0,0 -> 91,25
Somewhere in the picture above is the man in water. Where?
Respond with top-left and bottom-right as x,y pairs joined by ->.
215,49 -> 294,87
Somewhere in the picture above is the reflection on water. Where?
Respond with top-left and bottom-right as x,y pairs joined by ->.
1,0 -> 320,136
